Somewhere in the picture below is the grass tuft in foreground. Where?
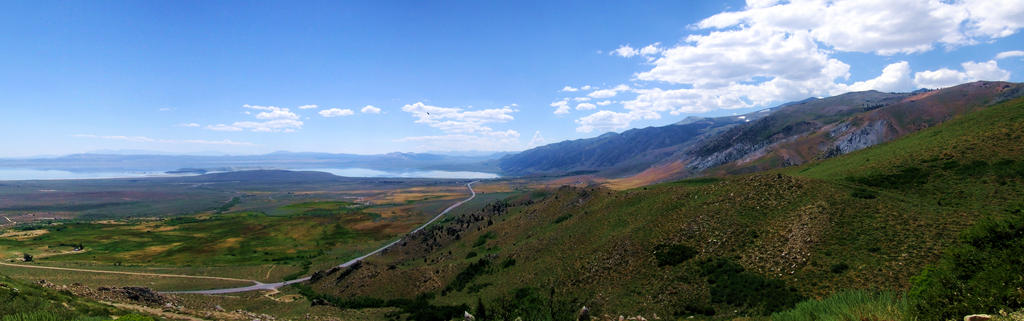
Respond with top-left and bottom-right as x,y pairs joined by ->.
771,290 -> 910,321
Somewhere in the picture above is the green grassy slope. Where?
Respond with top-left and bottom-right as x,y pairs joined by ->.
0,274 -> 156,321
306,97 -> 1024,319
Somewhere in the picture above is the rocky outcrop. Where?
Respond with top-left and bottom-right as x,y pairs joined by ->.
825,119 -> 891,157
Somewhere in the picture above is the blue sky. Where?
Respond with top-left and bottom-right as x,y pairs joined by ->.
1,0 -> 1022,157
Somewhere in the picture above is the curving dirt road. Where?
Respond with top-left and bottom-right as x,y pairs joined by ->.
166,181 -> 478,294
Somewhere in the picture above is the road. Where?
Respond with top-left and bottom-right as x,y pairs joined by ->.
0,261 -> 256,283
166,181 -> 478,294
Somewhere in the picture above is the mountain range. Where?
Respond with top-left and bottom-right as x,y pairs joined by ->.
500,81 -> 1024,186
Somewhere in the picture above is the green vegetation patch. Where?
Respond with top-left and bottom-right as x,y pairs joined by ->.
908,206 -> 1024,321
652,243 -> 697,266
444,257 -> 493,294
293,284 -> 467,321
699,258 -> 805,315
771,290 -> 909,321
481,287 -> 581,321
0,207 -> 391,268
0,274 -> 155,321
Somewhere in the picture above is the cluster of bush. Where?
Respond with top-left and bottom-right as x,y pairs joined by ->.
907,206 -> 1024,320
295,284 -> 467,321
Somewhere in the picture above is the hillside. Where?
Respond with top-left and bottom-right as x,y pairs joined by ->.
0,273 -> 157,320
303,95 -> 1024,319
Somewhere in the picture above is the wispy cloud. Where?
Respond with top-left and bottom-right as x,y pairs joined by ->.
297,104 -> 319,109
401,102 -> 516,134
74,134 -> 255,146
397,102 -> 522,151
177,122 -> 200,128
996,50 -> 1024,60
207,104 -> 304,132
319,108 -> 355,117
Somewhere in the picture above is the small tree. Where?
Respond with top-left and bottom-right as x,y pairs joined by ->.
22,253 -> 33,262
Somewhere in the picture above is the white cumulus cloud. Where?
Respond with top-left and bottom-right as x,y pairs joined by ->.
698,0 -> 1024,55
914,60 -> 1011,89
360,105 -> 382,114
611,45 -> 639,57
298,104 -> 319,109
575,0 -> 1024,131
550,99 -> 571,115
845,61 -> 915,92
575,110 -> 637,133
576,102 -> 596,110
207,104 -> 304,132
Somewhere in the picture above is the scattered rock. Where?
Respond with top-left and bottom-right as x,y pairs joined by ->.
120,287 -> 166,305
965,314 -> 992,321
578,306 -> 590,321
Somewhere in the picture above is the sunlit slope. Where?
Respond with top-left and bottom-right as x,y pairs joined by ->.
306,97 -> 1024,319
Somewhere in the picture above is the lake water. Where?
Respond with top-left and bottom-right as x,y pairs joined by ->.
0,169 -> 192,180
303,168 -> 499,179
0,168 -> 499,181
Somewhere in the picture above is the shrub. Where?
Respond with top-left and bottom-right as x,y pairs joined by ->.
850,188 -> 877,199
850,166 -> 928,188
553,214 -> 572,224
699,258 -> 805,315
444,258 -> 492,293
473,232 -> 496,247
653,243 -> 697,266
829,263 -> 849,274
293,284 -> 466,321
488,287 -> 580,321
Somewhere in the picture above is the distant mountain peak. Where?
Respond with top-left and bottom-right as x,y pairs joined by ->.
674,116 -> 707,125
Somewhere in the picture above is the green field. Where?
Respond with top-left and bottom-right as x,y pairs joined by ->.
0,179 -> 478,293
